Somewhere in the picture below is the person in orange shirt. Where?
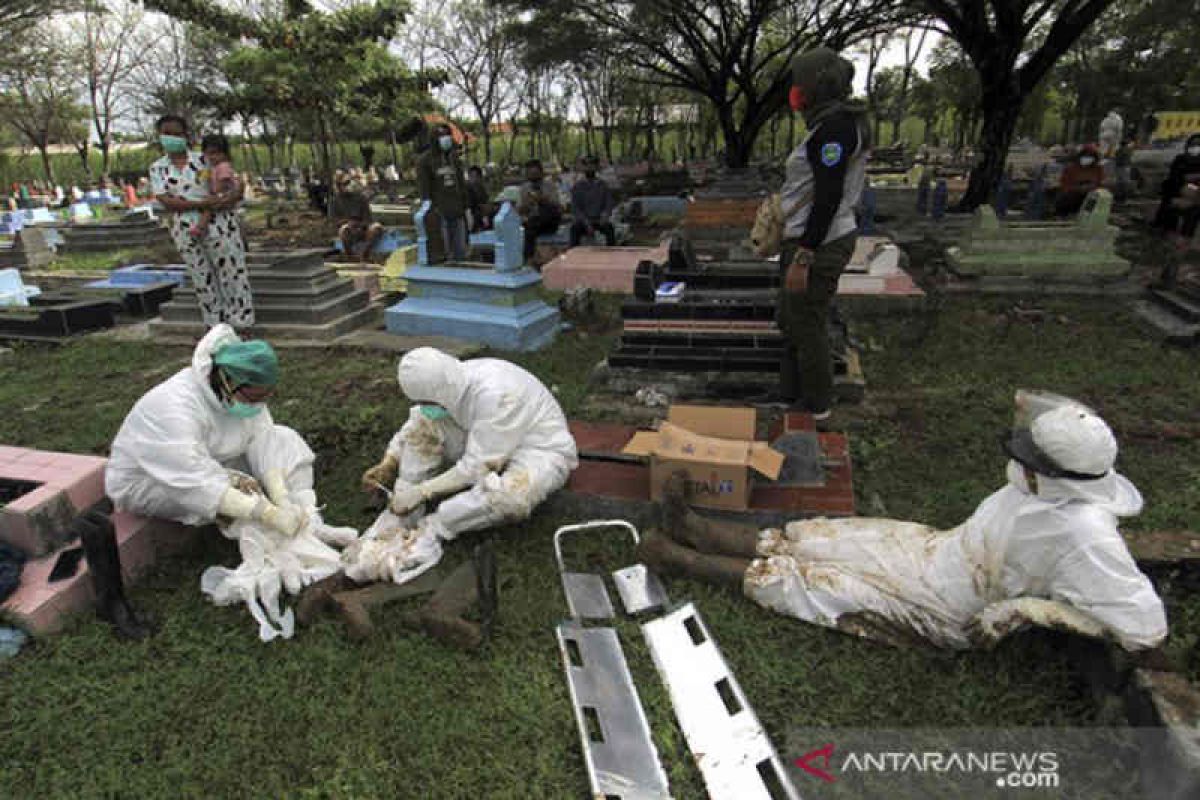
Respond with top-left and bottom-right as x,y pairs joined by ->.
1055,144 -> 1105,217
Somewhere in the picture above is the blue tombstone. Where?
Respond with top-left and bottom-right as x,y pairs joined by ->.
1026,166 -> 1047,220
993,174 -> 1012,218
858,185 -> 877,234
384,201 -> 559,351
916,175 -> 931,216
414,200 -> 436,265
492,203 -> 524,271
0,212 -> 24,234
28,207 -> 55,225
931,179 -> 948,221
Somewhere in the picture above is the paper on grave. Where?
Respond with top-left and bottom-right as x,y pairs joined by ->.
623,421 -> 784,479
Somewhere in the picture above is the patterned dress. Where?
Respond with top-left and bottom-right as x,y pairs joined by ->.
149,152 -> 255,328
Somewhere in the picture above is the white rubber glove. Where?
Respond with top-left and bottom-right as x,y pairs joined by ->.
417,466 -> 473,501
389,484 -> 427,516
218,487 -> 266,520
967,597 -> 1106,649
263,468 -> 292,508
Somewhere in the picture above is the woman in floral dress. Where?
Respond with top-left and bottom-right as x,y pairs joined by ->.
148,114 -> 254,329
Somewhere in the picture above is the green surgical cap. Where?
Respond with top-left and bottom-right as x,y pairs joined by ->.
213,340 -> 279,387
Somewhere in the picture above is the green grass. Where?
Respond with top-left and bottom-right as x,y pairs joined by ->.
0,289 -> 1198,797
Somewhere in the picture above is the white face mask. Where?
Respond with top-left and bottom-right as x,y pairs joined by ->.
1079,157 -> 1095,166
438,135 -> 454,152
1188,146 -> 1200,157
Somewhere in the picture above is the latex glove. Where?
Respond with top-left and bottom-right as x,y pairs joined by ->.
263,468 -> 292,508
218,487 -> 264,520
389,484 -> 427,516
260,502 -> 306,537
362,455 -> 400,493
967,597 -> 1105,649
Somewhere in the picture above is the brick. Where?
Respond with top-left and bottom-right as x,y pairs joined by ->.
61,464 -> 106,512
569,421 -> 640,455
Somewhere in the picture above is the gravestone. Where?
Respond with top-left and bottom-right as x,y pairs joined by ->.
58,217 -> 170,254
993,175 -> 1011,218
0,268 -> 41,306
859,185 -> 877,234
384,202 -> 560,351
414,200 -> 447,265
1026,167 -> 1047,220
946,189 -> 1130,281
931,179 -> 948,220
149,249 -> 379,342
916,174 -> 931,215
69,203 -> 93,223
0,228 -> 54,270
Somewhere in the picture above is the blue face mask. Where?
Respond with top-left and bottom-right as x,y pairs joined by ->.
225,400 -> 265,419
159,134 -> 188,154
218,370 -> 267,418
420,404 -> 449,421
438,135 -> 454,152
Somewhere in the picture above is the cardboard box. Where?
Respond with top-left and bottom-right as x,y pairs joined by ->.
622,405 -> 785,510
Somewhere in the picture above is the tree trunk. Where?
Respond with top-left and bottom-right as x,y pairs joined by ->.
957,80 -> 1023,211
38,144 -> 54,184
388,128 -> 399,166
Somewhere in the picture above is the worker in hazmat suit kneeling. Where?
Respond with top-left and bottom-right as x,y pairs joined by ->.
327,348 -> 577,646
638,391 -> 1168,654
101,324 -> 358,641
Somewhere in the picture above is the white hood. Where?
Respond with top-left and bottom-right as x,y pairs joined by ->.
1005,460 -> 1143,517
191,323 -> 243,412
397,348 -> 470,418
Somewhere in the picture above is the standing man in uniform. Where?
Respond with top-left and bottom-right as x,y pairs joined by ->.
417,124 -> 469,262
778,48 -> 871,420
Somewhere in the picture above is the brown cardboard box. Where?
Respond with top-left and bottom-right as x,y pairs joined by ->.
622,405 -> 785,510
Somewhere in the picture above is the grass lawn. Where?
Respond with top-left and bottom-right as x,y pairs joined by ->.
1,291 -> 1198,798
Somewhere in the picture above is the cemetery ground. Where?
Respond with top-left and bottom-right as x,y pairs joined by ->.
2,276 -> 1199,796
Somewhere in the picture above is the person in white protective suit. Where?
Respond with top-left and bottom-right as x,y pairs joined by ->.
638,391 -> 1168,653
1099,109 -> 1124,159
304,348 -> 575,647
104,324 -> 358,641
345,348 -> 578,584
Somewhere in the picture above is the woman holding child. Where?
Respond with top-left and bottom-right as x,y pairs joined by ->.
148,114 -> 254,330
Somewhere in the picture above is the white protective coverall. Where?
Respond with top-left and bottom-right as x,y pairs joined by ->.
1099,111 -> 1124,158
344,349 -> 578,584
745,460 -> 1167,651
105,324 -> 353,640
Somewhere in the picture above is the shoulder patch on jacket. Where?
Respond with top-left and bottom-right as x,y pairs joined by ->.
820,142 -> 843,167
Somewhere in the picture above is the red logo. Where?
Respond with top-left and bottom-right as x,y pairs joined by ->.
796,744 -> 837,783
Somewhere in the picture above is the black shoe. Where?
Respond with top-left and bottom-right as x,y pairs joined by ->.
474,541 -> 498,644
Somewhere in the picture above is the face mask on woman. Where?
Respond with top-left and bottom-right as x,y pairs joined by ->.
1079,156 -> 1095,166
159,134 -> 188,154
439,135 -> 454,152
1188,146 -> 1200,157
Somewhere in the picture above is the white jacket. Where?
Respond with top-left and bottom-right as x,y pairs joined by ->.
393,349 -> 578,483
105,325 -> 313,525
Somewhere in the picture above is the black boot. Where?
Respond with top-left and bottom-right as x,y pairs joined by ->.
474,540 -> 498,643
78,510 -> 155,641
779,344 -> 801,404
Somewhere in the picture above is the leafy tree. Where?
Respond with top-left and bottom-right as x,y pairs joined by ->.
74,1 -> 152,175
1050,0 -> 1200,144
917,0 -> 1114,209
0,28 -> 89,183
425,0 -> 516,162
142,0 -> 420,176
503,0 -> 913,168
